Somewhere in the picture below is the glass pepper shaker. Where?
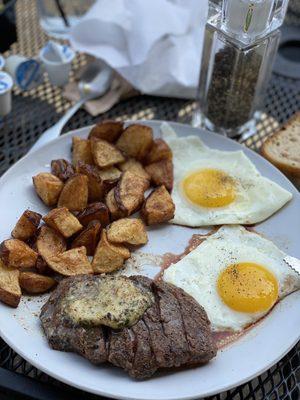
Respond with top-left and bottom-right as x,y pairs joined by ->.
195,0 -> 289,138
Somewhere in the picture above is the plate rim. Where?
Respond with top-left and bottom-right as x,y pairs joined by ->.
0,119 -> 299,400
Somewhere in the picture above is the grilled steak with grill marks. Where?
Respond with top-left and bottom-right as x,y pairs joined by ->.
40,275 -> 217,379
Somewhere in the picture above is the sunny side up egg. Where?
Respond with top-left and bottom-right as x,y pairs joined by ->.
163,225 -> 300,332
161,123 -> 292,227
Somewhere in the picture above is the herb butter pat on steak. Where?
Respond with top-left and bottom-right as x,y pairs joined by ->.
61,276 -> 154,329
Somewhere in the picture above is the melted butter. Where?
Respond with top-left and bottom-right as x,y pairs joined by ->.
63,276 -> 154,329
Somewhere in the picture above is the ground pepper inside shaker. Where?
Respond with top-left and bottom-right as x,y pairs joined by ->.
195,0 -> 289,137
205,45 -> 263,130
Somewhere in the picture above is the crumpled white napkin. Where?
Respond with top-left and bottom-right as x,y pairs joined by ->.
70,0 -> 208,99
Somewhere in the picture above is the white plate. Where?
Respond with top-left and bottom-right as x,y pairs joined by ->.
0,121 -> 299,400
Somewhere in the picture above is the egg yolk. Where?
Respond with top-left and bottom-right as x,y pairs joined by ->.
217,262 -> 278,313
182,169 -> 236,208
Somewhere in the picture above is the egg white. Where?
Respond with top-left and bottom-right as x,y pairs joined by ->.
163,225 -> 300,332
161,123 -> 292,227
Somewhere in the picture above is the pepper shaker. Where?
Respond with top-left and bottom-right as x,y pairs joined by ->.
195,0 -> 289,138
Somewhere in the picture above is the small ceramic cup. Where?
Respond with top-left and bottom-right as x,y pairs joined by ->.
0,71 -> 13,117
39,42 -> 75,86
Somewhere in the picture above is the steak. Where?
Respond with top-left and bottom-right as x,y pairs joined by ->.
40,275 -> 217,379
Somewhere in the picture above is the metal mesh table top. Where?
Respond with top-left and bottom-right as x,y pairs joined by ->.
0,1 -> 299,399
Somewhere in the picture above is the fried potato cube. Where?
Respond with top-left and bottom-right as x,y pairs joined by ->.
0,260 -> 21,307
35,256 -> 52,275
144,139 -> 172,164
88,120 -> 124,142
76,162 -> 105,202
19,272 -> 56,294
72,136 -> 93,166
0,239 -> 38,269
105,188 -> 127,221
91,138 -> 125,168
107,218 -> 148,245
11,210 -> 42,241
57,174 -> 88,211
116,124 -> 153,160
77,202 -> 110,227
145,159 -> 173,191
36,225 -> 67,264
98,167 -> 122,186
43,207 -> 82,238
33,172 -> 64,206
51,159 -> 75,182
47,247 -> 93,276
119,158 -> 150,181
71,221 -> 101,256
115,171 -> 149,216
141,185 -> 175,225
92,230 -> 130,273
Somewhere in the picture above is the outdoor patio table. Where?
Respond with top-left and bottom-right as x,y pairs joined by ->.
0,1 -> 299,399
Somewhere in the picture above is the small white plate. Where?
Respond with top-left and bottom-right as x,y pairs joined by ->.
0,121 -> 299,400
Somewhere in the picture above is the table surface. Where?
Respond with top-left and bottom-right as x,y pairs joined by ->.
0,1 -> 299,400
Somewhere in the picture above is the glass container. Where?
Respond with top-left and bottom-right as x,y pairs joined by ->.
37,0 -> 95,39
195,0 -> 289,137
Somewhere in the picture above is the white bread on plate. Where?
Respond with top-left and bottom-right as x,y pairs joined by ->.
261,113 -> 300,188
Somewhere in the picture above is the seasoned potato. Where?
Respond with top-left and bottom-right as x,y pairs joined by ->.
76,162 -> 105,202
51,159 -> 75,182
98,167 -> 122,188
107,218 -> 148,245
88,120 -> 124,142
71,221 -> 101,256
43,207 -> 82,238
57,174 -> 88,211
105,188 -> 126,221
35,255 -> 52,275
77,202 -> 110,227
47,247 -> 93,276
36,225 -> 67,264
0,239 -> 38,269
92,230 -> 130,273
0,260 -> 21,307
19,272 -> 56,294
144,138 -> 172,164
72,136 -> 93,166
116,124 -> 153,161
115,171 -> 149,215
33,172 -> 63,206
118,158 -> 150,181
91,138 -> 125,168
11,210 -> 41,241
141,185 -> 175,225
145,159 -> 173,191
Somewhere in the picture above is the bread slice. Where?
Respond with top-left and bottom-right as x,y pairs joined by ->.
261,113 -> 300,186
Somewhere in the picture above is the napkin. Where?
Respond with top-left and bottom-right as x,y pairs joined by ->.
70,0 -> 208,99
